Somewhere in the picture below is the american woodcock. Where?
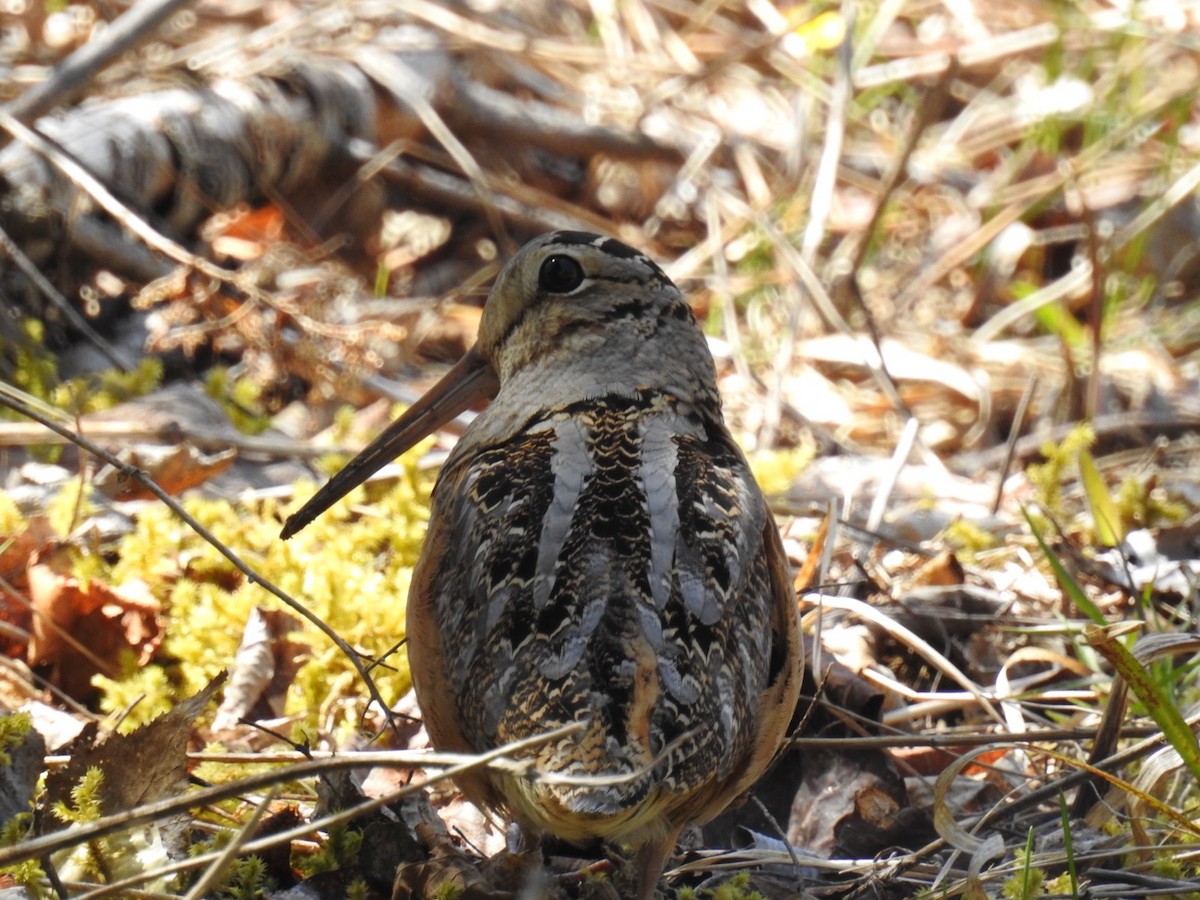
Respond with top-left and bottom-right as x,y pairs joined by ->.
282,231 -> 803,898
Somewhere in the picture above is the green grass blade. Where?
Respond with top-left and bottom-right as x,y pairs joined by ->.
1085,625 -> 1200,784
1058,793 -> 1078,896
1078,448 -> 1122,547
1023,505 -> 1107,626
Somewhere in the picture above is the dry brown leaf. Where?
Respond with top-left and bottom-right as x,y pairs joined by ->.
44,675 -> 225,819
891,744 -> 972,778
0,513 -> 54,592
211,606 -> 305,732
792,506 -> 830,594
26,545 -> 161,699
93,443 -> 237,499
206,205 -> 287,261
789,748 -> 929,858
899,745 -> 1023,786
896,549 -> 967,590
392,856 -> 498,900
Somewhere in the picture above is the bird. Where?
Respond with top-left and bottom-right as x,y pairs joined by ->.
282,231 -> 803,899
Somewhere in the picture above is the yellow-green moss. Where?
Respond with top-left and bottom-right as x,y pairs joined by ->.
675,872 -> 766,900
190,753 -> 303,806
213,855 -> 274,900
45,476 -> 97,537
99,455 -> 434,738
943,519 -> 998,558
0,491 -> 25,533
52,766 -> 104,825
1115,476 -> 1189,530
1000,848 -> 1046,900
204,367 -> 270,435
92,658 -> 175,730
6,320 -> 58,412
0,812 -> 49,899
295,821 -> 361,876
1025,423 -> 1095,517
749,443 -> 815,497
0,711 -> 33,765
51,358 -> 162,416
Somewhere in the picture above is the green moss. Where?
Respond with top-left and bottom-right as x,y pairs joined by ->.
1115,477 -> 1189,530
45,476 -> 98,537
295,821 -> 361,876
52,766 -> 104,825
96,455 -> 433,737
204,367 -> 271,435
331,404 -> 358,444
51,767 -> 128,884
4,343 -> 159,462
51,358 -> 163,416
92,659 -> 175,730
6,320 -> 58,413
749,444 -> 815,497
190,744 -> 292,791
0,812 -> 50,899
708,872 -> 766,900
1150,853 -> 1188,883
1025,424 -> 1191,548
1025,424 -> 1095,517
943,519 -> 998,557
215,855 -> 274,900
0,711 -> 32,766
0,490 -> 25,533
676,872 -> 765,900
1001,838 -> 1046,900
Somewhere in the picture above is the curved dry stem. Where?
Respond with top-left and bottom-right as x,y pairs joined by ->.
0,381 -> 399,736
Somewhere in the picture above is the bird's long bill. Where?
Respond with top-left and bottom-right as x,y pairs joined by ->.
280,345 -> 499,539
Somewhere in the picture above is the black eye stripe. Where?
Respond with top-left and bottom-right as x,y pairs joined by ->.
545,231 -> 668,282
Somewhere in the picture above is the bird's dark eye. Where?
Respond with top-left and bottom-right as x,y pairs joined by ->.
538,254 -> 585,293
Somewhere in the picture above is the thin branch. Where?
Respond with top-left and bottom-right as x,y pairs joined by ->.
0,725 -> 585,869
0,381 -> 399,738
0,220 -> 129,371
3,0 -> 193,124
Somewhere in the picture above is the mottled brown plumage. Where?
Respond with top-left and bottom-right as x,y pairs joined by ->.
282,232 -> 802,898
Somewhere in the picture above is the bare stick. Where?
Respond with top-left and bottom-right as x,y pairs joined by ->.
0,725 -> 584,869
5,0 -> 194,125
0,219 -> 128,370
0,381 -> 399,736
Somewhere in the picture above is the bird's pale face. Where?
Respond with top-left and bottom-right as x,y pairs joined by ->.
279,230 -> 712,538
477,231 -> 694,385
464,233 -> 723,447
